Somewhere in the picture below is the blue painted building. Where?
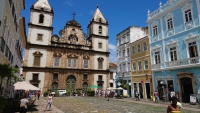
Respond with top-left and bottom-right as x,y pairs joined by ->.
147,0 -> 200,103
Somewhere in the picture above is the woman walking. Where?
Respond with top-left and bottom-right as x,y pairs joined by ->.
44,93 -> 53,111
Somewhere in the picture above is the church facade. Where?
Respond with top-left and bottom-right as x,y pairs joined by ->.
23,0 -> 110,93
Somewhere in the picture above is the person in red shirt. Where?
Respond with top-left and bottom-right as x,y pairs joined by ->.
37,91 -> 41,100
154,91 -> 159,103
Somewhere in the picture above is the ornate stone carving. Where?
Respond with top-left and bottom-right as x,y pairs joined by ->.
67,53 -> 78,58
83,55 -> 90,59
66,20 -> 81,27
97,57 -> 104,61
33,51 -> 43,56
51,35 -> 59,42
53,53 -> 62,57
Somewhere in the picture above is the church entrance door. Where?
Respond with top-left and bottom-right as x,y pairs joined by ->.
82,82 -> 88,95
66,75 -> 76,95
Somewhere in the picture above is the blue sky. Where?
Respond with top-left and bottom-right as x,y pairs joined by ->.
22,0 -> 167,63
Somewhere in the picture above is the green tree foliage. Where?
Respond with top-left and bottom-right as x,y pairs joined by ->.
0,64 -> 19,92
123,84 -> 129,90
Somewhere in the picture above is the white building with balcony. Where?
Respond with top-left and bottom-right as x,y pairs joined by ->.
116,26 -> 148,84
147,0 -> 200,103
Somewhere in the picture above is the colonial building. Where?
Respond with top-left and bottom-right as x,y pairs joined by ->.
147,0 -> 200,102
108,62 -> 117,89
0,0 -> 26,93
129,27 -> 153,99
116,26 -> 149,94
23,0 -> 110,93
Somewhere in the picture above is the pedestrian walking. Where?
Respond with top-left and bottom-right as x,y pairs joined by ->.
37,91 -> 41,100
167,96 -> 180,113
135,91 -> 139,101
154,91 -> 159,103
20,95 -> 29,113
106,89 -> 110,101
44,93 -> 53,111
34,90 -> 37,97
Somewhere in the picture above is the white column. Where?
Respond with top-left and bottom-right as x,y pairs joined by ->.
160,18 -> 166,68
195,0 -> 200,25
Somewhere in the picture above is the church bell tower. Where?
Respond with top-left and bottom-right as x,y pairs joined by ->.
87,6 -> 109,52
27,0 -> 53,45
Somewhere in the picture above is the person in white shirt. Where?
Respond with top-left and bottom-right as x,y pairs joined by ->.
44,93 -> 53,111
20,95 -> 29,113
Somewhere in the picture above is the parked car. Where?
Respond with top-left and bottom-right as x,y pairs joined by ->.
58,90 -> 66,96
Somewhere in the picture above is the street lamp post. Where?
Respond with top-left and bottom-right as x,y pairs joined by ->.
160,80 -> 166,101
129,82 -> 131,97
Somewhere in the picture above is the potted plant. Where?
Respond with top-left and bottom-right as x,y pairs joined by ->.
0,96 -> 8,112
66,89 -> 71,96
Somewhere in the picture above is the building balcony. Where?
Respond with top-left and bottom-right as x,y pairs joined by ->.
29,80 -> 41,84
152,63 -> 161,70
97,80 -> 104,84
165,57 -> 200,69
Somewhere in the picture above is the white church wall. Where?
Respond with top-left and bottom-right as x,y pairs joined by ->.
26,72 -> 45,91
93,24 -> 107,36
29,28 -> 51,45
93,54 -> 107,70
30,12 -> 52,27
94,74 -> 107,90
27,48 -> 47,67
93,38 -> 107,52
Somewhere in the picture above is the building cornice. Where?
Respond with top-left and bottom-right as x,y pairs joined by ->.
147,0 -> 189,23
87,34 -> 109,39
28,23 -> 53,30
87,20 -> 108,28
26,43 -> 110,55
23,66 -> 110,73
30,7 -> 54,16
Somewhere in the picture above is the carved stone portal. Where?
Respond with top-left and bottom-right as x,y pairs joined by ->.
176,72 -> 196,102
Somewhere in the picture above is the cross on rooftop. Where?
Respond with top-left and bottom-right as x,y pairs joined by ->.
72,12 -> 76,20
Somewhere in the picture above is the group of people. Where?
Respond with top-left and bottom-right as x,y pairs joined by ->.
19,90 -> 41,113
19,90 -> 53,113
96,89 -> 111,101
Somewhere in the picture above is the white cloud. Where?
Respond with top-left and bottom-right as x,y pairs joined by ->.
108,43 -> 117,63
64,0 -> 73,6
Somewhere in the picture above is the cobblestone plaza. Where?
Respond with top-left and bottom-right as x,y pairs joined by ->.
50,96 -> 200,113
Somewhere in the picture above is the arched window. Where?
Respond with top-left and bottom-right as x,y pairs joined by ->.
98,26 -> 102,34
39,14 -> 44,23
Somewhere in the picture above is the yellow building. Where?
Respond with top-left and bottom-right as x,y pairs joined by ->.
130,30 -> 153,99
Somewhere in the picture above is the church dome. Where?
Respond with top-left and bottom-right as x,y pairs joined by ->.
66,20 -> 81,27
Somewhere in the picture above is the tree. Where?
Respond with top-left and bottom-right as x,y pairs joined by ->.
0,64 -> 19,93
123,84 -> 129,90
6,65 -> 19,86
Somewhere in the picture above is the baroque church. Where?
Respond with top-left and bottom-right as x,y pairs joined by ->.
23,0 -> 110,93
